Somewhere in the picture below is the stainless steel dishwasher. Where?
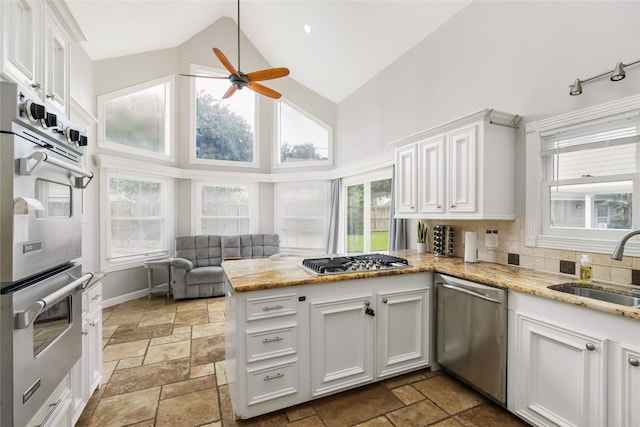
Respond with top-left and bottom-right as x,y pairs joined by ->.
435,273 -> 507,406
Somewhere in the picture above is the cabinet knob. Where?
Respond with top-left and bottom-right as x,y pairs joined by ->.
585,343 -> 596,351
45,93 -> 54,99
382,298 -> 388,304
436,205 -> 442,209
90,321 -> 96,327
630,358 -> 640,367
82,330 -> 88,335
30,82 -> 42,90
450,205 -> 456,208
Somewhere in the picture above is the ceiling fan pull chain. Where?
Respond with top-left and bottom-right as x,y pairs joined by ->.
237,0 -> 241,72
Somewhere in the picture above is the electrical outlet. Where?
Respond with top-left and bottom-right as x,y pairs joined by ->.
486,229 -> 499,249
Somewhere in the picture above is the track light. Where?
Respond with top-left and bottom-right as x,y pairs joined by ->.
569,59 -> 640,96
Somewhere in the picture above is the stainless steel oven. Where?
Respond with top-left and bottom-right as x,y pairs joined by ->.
1,264 -> 92,427
0,81 -> 93,425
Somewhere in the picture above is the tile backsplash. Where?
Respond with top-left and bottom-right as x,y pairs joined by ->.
420,219 -> 640,286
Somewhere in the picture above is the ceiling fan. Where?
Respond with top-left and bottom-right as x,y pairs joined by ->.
180,0 -> 290,100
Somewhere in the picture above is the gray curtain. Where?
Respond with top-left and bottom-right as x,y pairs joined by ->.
388,166 -> 407,250
326,178 -> 341,254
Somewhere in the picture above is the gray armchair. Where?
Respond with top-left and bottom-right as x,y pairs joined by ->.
171,234 -> 279,299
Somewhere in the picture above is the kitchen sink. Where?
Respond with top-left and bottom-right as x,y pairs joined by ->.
548,283 -> 640,307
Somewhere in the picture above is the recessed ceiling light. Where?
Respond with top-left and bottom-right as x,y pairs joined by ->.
303,24 -> 312,34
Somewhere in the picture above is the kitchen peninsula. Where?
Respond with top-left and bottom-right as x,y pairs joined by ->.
223,251 -> 640,423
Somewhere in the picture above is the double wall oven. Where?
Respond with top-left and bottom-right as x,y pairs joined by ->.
0,82 -> 93,426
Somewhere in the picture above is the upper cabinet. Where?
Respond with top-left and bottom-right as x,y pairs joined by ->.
394,109 -> 519,219
1,0 -> 83,116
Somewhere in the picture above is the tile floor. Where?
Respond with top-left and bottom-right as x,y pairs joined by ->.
76,295 -> 528,427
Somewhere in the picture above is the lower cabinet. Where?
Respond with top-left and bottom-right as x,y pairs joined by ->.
71,282 -> 103,425
27,374 -> 72,427
226,273 -> 432,419
508,290 -> 640,427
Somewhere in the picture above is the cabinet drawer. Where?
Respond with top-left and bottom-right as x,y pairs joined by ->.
245,293 -> 297,321
247,360 -> 298,406
246,324 -> 297,363
84,282 -> 102,312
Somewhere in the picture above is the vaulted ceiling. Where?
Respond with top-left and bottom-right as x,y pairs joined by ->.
66,0 -> 472,103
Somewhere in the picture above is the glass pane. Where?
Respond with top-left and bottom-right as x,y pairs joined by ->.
104,83 -> 167,153
110,219 -> 164,257
195,75 -> 255,162
277,181 -> 328,250
550,181 -> 632,229
110,178 -> 161,217
370,179 -> 391,251
200,185 -> 250,235
201,218 -> 250,235
279,102 -> 329,163
347,184 -> 364,253
549,144 -> 638,180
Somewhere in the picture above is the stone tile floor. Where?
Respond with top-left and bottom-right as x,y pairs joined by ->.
76,295 -> 528,427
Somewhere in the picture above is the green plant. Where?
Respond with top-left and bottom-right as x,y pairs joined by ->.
417,221 -> 427,243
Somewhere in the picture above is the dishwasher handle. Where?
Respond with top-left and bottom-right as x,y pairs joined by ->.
438,282 -> 503,304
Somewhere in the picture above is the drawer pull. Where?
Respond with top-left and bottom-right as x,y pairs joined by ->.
264,372 -> 284,381
37,397 -> 61,427
586,343 -> 596,351
262,336 -> 283,343
262,305 -> 284,311
630,358 -> 640,367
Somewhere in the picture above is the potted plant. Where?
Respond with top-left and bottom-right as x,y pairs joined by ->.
417,220 -> 428,253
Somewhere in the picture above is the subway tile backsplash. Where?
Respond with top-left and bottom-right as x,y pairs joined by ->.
422,218 -> 638,286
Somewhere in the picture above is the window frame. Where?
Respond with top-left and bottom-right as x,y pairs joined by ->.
525,94 -> 640,256
97,75 -> 175,161
274,98 -> 333,169
100,169 -> 174,272
192,180 -> 258,235
187,63 -> 260,168
340,168 -> 393,254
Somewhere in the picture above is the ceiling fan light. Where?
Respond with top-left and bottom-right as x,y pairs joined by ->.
569,79 -> 583,96
611,62 -> 626,81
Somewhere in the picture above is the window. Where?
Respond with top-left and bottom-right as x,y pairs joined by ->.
103,171 -> 172,269
275,99 -> 332,167
195,182 -> 256,234
189,64 -> 258,167
343,171 -> 393,253
526,96 -> 640,254
98,76 -> 174,160
275,180 -> 330,253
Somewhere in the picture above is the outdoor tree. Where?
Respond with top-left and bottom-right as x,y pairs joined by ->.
196,90 -> 253,162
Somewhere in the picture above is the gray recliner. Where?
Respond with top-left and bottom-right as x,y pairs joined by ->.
171,234 -> 279,299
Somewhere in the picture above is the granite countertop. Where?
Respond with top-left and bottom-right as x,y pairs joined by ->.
83,271 -> 107,290
222,250 -> 640,320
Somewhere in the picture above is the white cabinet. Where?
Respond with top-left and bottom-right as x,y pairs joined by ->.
508,290 -> 640,427
27,373 -> 72,427
71,282 -> 103,425
1,0 -> 80,115
394,109 -> 518,219
395,144 -> 418,214
226,273 -> 433,420
609,342 -> 640,427
510,311 -> 606,426
376,288 -> 430,378
310,295 -> 374,396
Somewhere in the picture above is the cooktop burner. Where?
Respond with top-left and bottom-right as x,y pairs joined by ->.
301,254 -> 410,275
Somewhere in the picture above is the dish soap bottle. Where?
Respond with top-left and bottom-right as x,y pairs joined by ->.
579,254 -> 592,284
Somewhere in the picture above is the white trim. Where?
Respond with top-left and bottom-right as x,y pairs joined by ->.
97,75 -> 176,162
70,96 -> 97,127
94,153 -> 182,178
103,288 -> 148,308
45,1 -> 86,41
187,63 -> 260,168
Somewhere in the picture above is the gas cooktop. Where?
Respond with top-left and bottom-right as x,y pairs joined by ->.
300,254 -> 410,276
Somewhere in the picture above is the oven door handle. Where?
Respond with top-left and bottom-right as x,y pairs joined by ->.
19,151 -> 94,189
15,272 -> 93,329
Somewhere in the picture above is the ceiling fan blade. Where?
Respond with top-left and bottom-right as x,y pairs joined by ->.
179,73 -> 228,79
222,85 -> 238,99
246,67 -> 290,82
247,81 -> 282,99
213,48 -> 239,76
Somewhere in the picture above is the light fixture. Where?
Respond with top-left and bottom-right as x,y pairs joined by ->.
303,23 -> 312,34
569,59 -> 640,95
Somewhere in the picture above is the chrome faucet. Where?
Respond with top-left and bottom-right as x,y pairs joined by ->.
611,229 -> 640,260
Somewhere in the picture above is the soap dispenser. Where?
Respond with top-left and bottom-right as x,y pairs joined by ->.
579,254 -> 592,284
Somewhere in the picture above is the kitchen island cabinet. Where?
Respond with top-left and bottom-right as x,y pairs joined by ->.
225,271 -> 432,419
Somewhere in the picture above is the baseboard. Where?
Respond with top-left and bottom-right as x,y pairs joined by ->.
102,289 -> 148,308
